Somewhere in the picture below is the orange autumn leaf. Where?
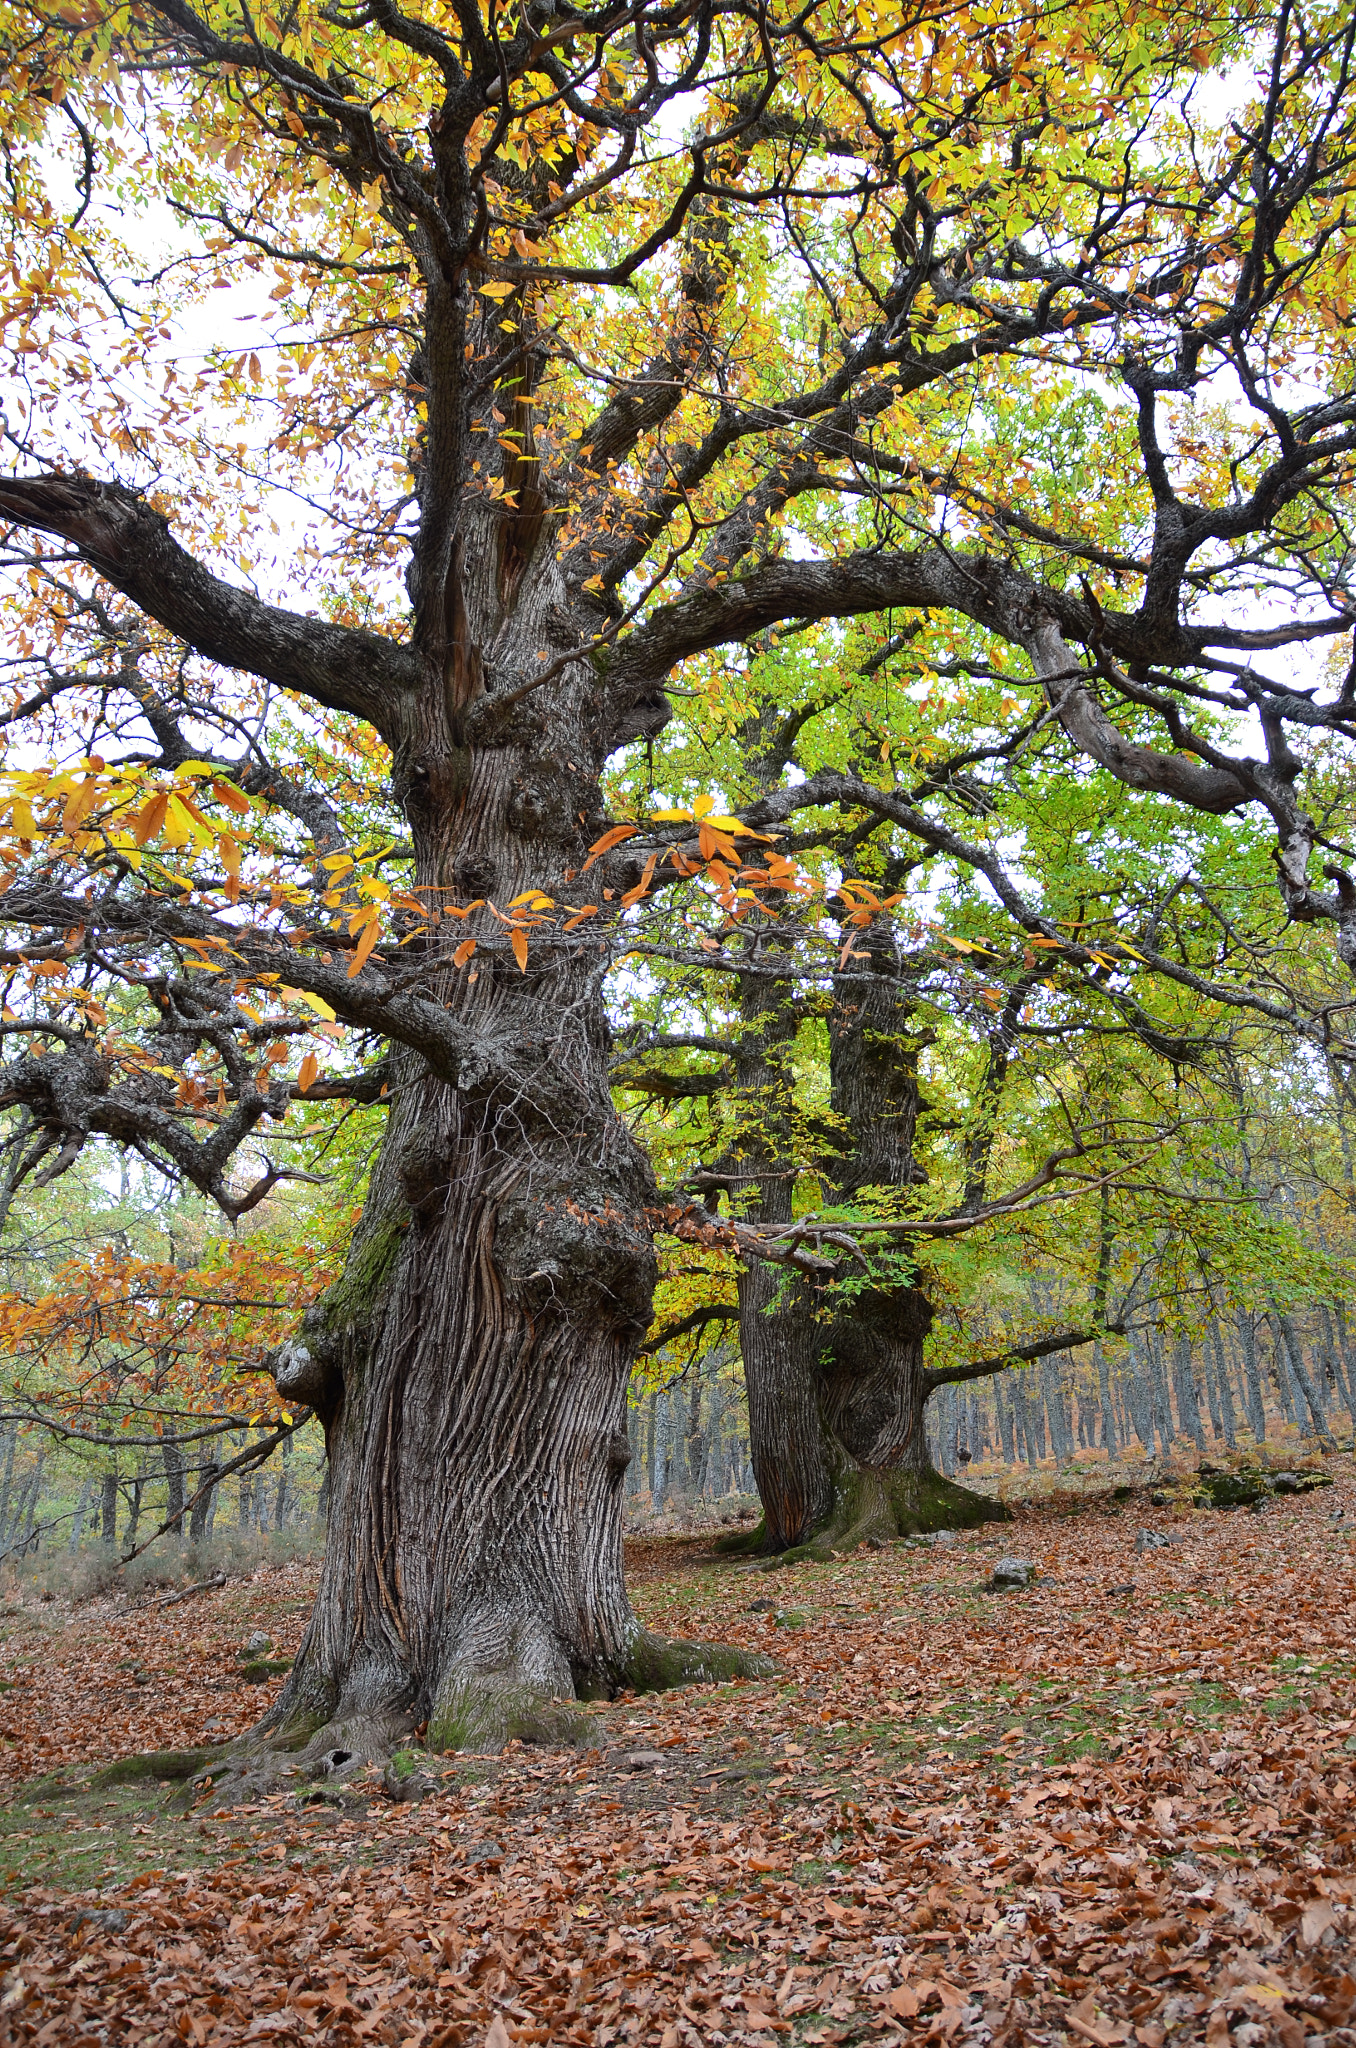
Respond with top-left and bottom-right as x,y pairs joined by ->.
132,793 -> 170,846
620,851 -> 659,908
348,914 -> 381,976
581,824 -> 638,873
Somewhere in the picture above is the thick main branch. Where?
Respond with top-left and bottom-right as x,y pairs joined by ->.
0,475 -> 421,736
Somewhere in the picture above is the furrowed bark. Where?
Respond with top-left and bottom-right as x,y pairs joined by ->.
719,934 -> 1004,1562
229,509 -> 772,1775
724,959 -> 831,1552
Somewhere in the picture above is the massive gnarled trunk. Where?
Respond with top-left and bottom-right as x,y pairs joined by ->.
727,936 -> 1003,1558
258,528 -> 762,1762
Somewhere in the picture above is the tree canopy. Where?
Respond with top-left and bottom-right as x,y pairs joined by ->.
4,0 -> 1356,1757
1,0 -> 1355,1212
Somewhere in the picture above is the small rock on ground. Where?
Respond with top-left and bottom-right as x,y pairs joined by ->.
987,1556 -> 1037,1590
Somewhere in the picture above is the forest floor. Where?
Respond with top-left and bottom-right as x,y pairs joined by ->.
2,1468 -> 1356,2047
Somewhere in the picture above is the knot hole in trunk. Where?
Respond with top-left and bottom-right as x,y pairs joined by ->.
400,1132 -> 451,1214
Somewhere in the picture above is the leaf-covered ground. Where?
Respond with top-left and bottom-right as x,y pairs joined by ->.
4,1472 -> 1356,2046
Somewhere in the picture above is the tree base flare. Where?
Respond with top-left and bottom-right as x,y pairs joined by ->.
427,1629 -> 778,1750
160,1628 -> 778,1805
716,1465 -> 1008,1561
427,1678 -> 596,1755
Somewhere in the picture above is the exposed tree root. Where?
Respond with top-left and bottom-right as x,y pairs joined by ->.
93,1747 -> 228,1787
715,1464 -> 1008,1564
142,1628 -> 779,1809
612,1627 -> 779,1695
176,1705 -> 416,1809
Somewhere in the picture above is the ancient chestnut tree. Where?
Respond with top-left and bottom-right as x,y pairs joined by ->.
1,0 -> 1354,1759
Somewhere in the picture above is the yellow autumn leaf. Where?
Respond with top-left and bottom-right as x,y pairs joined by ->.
161,796 -> 199,848
283,988 -> 336,1021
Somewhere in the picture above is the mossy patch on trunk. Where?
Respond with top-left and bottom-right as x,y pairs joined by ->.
715,1463 -> 1006,1561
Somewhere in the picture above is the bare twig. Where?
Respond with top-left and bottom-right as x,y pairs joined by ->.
118,1411 -> 311,1566
145,1570 -> 227,1609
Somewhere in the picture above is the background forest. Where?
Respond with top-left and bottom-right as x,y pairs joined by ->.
2,692 -> 1352,1581
1,0 -> 1356,1751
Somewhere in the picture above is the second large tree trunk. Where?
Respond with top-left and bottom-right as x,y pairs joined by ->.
725,935 -> 1003,1559
736,1272 -> 1001,1554
731,954 -> 834,1547
814,1278 -> 1002,1546
816,942 -> 1005,1544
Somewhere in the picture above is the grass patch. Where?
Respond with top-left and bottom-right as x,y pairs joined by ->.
0,1770 -> 231,1896
851,1666 -> 1278,1774
93,1747 -> 226,1786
